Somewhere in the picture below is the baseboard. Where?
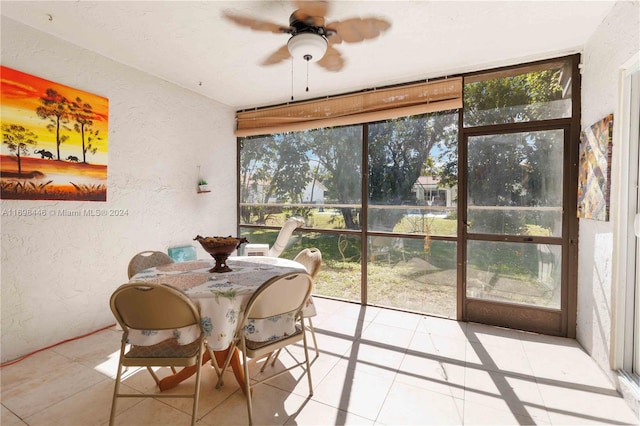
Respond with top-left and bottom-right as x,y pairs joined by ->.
618,370 -> 640,417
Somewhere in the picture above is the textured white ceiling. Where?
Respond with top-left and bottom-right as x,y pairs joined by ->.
1,1 -> 615,110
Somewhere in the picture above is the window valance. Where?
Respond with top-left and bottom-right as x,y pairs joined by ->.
235,77 -> 462,137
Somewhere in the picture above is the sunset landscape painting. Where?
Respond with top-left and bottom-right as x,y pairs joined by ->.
1,66 -> 108,201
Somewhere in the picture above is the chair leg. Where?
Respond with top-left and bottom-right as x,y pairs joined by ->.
109,369 -> 121,426
146,366 -> 161,385
190,344 -> 205,426
242,342 -> 253,426
269,348 -> 282,367
109,344 -> 126,426
206,346 -> 223,384
301,321 -> 314,396
214,342 -> 237,389
306,317 -> 320,358
260,352 -> 273,372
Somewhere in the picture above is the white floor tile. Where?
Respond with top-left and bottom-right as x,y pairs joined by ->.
1,361 -> 108,418
538,381 -> 639,425
396,352 -> 466,399
463,367 -> 550,423
24,380 -> 138,426
371,308 -> 421,331
417,315 -> 468,340
335,341 -> 405,379
110,397 -> 199,426
311,363 -> 395,420
466,340 -> 534,376
1,405 -> 27,426
376,381 -> 464,425
462,399 -> 546,425
285,399 -> 375,425
1,300 -> 637,426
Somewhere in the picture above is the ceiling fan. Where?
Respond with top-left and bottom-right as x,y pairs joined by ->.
222,0 -> 391,72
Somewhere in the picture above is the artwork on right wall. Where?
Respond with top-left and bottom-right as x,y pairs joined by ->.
577,113 -> 614,221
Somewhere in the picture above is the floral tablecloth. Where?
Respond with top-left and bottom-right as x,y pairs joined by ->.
128,256 -> 315,351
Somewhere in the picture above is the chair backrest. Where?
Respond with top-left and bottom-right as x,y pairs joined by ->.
110,283 -> 200,332
268,217 -> 305,257
243,272 -> 313,321
293,248 -> 322,279
128,250 -> 174,278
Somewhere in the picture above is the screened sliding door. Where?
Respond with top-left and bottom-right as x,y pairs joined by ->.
460,56 -> 579,336
463,128 -> 570,335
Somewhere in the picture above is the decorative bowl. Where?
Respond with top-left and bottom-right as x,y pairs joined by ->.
193,235 -> 249,273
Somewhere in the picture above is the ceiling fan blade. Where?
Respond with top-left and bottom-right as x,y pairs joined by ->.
326,31 -> 342,45
316,46 -> 344,72
292,0 -> 328,26
326,17 -> 391,43
223,12 -> 292,34
261,44 -> 292,66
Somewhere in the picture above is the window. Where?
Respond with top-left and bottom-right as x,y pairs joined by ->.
238,55 -> 580,334
238,112 -> 458,316
463,60 -> 571,127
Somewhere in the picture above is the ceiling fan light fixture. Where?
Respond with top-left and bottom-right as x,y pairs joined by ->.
287,33 -> 327,62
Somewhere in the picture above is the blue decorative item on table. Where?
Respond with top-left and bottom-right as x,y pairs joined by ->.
168,245 -> 197,262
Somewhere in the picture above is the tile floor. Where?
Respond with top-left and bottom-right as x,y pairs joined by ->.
2,297 -> 638,425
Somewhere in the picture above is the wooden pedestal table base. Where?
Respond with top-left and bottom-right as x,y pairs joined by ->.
158,346 -> 246,395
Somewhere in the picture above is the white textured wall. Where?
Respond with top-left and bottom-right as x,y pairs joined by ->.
0,17 -> 237,363
578,0 -> 640,378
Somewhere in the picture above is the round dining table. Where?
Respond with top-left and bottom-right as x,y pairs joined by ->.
128,255 -> 314,391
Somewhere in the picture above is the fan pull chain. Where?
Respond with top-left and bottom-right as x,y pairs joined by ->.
305,54 -> 311,92
291,57 -> 294,101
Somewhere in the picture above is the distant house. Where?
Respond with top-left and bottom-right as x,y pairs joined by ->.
241,177 -> 327,205
412,175 -> 456,207
302,180 -> 327,204
240,177 -> 269,203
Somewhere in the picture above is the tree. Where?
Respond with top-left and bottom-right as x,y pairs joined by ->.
240,133 -> 312,224
240,113 -> 458,232
269,133 -> 311,204
69,96 -> 101,163
367,111 -> 457,231
2,124 -> 38,175
450,69 -> 565,235
36,88 -> 70,160
467,133 -> 532,234
83,128 -> 102,162
307,126 -> 363,229
463,70 -> 564,126
240,135 -> 277,223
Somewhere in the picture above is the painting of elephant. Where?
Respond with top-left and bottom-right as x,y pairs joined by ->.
1,66 -> 108,201
35,149 -> 54,159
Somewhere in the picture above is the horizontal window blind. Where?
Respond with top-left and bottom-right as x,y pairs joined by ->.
235,77 -> 462,137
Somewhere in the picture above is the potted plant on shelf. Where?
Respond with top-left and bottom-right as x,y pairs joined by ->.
198,179 -> 209,193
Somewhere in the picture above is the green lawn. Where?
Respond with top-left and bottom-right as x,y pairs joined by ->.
241,211 -> 559,316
